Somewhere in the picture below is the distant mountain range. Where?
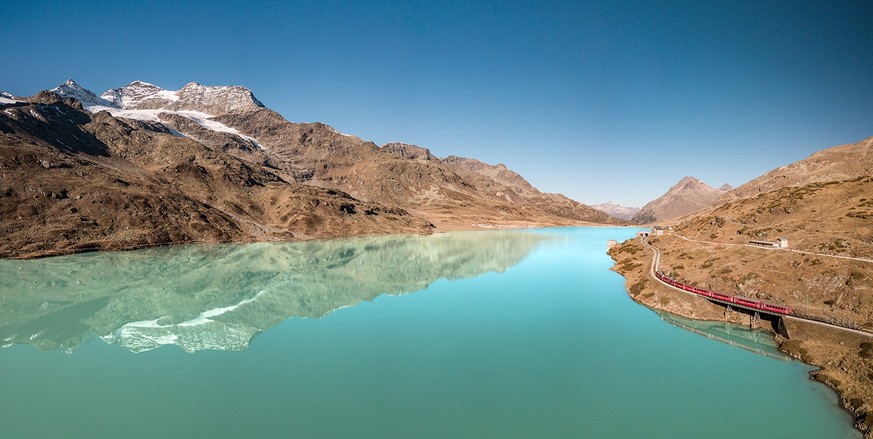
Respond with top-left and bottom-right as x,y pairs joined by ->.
591,202 -> 640,221
0,79 -> 613,257
631,135 -> 873,226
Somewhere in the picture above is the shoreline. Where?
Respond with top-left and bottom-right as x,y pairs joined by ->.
608,236 -> 872,438
1,219 -> 631,260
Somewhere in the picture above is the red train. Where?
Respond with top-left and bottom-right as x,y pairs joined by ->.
655,271 -> 792,315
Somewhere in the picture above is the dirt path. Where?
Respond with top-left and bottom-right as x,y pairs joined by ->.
669,233 -> 873,264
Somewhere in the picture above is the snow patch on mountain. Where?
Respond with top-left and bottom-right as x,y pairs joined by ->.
101,80 -> 179,108
50,79 -> 265,149
85,104 -> 264,149
174,110 -> 264,149
327,126 -> 357,138
50,79 -> 112,106
0,91 -> 21,104
100,80 -> 264,114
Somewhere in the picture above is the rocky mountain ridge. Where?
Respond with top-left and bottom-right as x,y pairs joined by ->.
722,137 -> 873,202
0,79 -> 612,257
0,93 -> 432,258
631,176 -> 728,224
51,79 -> 266,115
371,146 -> 612,225
381,142 -> 437,161
101,80 -> 265,114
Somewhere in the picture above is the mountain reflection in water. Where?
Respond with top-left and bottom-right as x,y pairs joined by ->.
0,231 -> 548,353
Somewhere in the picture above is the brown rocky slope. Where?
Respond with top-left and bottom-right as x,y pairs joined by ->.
723,136 -> 873,201
1,80 -> 614,258
0,96 -> 431,258
211,109 -> 615,228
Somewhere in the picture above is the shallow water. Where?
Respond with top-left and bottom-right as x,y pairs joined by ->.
0,228 -> 860,438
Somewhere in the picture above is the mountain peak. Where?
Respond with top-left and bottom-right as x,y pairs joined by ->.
718,183 -> 733,191
173,82 -> 265,113
50,79 -> 111,106
670,176 -> 715,192
126,80 -> 162,90
57,78 -> 86,91
101,81 -> 170,109
97,80 -> 264,114
50,79 -> 265,115
632,176 -> 722,224
676,176 -> 700,185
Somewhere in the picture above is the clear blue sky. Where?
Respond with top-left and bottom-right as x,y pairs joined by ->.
2,0 -> 871,206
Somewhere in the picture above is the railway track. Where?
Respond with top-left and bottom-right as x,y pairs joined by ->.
639,236 -> 873,338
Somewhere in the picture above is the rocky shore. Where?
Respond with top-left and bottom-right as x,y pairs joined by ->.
609,236 -> 873,438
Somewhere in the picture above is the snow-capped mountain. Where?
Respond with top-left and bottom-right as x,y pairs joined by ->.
50,79 -> 112,106
49,79 -> 264,149
100,80 -> 264,114
51,79 -> 264,115
100,80 -> 170,108
0,91 -> 21,104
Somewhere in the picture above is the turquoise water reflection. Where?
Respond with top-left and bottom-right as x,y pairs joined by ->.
0,228 -> 860,438
0,231 -> 546,353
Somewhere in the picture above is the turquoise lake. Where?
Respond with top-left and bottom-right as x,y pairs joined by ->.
0,227 -> 860,438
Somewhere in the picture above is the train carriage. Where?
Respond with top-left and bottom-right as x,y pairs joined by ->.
655,271 -> 792,315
